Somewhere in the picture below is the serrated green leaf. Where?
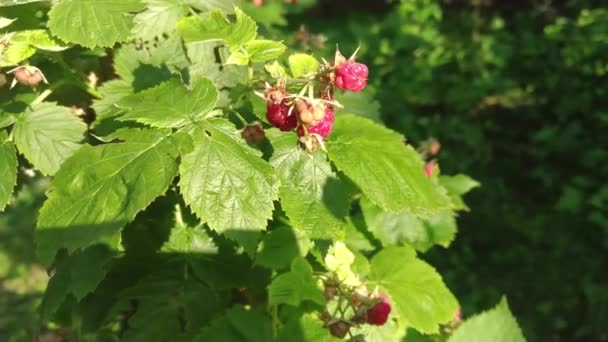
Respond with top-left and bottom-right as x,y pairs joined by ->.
265,60 -> 287,78
277,314 -> 340,342
268,130 -> 351,239
194,306 -> 273,342
119,77 -> 218,128
439,174 -> 480,211
255,225 -> 310,269
91,79 -> 133,121
0,0 -> 48,6
0,29 -> 67,66
288,53 -> 320,78
185,0 -> 238,13
176,8 -> 257,46
327,114 -> 451,215
179,119 -> 277,233
0,17 -> 16,29
226,49 -> 249,65
361,197 -> 456,252
0,131 -> 17,211
113,37 -> 188,86
121,269 -> 225,342
368,246 -> 459,334
132,0 -> 189,40
0,113 -> 16,128
40,245 -> 114,319
334,89 -> 381,122
161,224 -> 218,254
246,39 -> 286,63
48,0 -> 144,48
448,297 -> 525,342
268,257 -> 324,307
13,102 -> 86,175
36,129 -> 183,265
350,318 -> 407,342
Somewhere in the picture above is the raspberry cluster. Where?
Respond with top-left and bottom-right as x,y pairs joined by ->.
319,279 -> 392,339
262,48 -> 368,153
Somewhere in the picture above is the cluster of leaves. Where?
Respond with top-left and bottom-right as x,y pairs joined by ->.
0,0 -> 525,341
283,0 -> 608,340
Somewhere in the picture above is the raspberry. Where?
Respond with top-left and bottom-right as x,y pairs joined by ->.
366,293 -> 391,326
10,65 -> 47,88
428,139 -> 441,156
297,107 -> 335,139
266,101 -> 297,131
335,61 -> 368,93
328,321 -> 350,338
241,122 -> 265,144
424,162 -> 436,178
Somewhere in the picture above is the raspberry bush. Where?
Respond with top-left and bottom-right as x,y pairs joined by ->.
0,1 -> 525,341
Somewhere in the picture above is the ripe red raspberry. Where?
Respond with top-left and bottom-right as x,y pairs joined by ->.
241,122 -> 265,144
335,61 -> 368,93
266,101 -> 297,131
366,293 -> 391,326
297,107 -> 335,139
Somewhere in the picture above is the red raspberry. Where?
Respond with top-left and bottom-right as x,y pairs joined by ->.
266,101 -> 297,131
335,61 -> 368,93
424,162 -> 436,178
297,107 -> 335,139
366,293 -> 391,326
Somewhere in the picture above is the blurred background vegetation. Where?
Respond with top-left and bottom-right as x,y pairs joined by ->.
1,0 -> 607,341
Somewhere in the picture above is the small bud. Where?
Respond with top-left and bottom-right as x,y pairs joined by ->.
241,122 -> 266,145
324,286 -> 338,301
428,139 -> 441,156
328,321 -> 350,339
9,65 -> 48,88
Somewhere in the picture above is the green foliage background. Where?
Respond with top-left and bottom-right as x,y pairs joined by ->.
0,0 -> 606,341
277,0 -> 607,340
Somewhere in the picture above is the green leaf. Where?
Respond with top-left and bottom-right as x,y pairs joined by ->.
265,60 -> 287,78
119,77 -> 218,128
0,131 -> 17,211
0,29 -> 68,66
161,224 -> 218,254
40,245 -> 114,319
121,269 -> 225,342
0,0 -> 48,6
13,102 -> 86,175
439,174 -> 480,211
327,115 -> 450,215
179,119 -> 277,233
194,306 -> 273,342
48,0 -> 145,48
225,50 -> 249,65
36,129 -> 183,265
132,0 -> 189,40
361,197 -> 456,252
334,89 -> 381,122
185,0 -> 238,13
0,17 -> 16,29
351,318 -> 407,342
255,225 -> 310,270
268,257 -> 324,307
277,314 -> 340,342
176,8 -> 257,46
368,246 -> 459,334
288,53 -> 320,78
448,297 -> 525,342
91,79 -> 133,120
246,40 -> 286,63
268,130 -> 351,239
